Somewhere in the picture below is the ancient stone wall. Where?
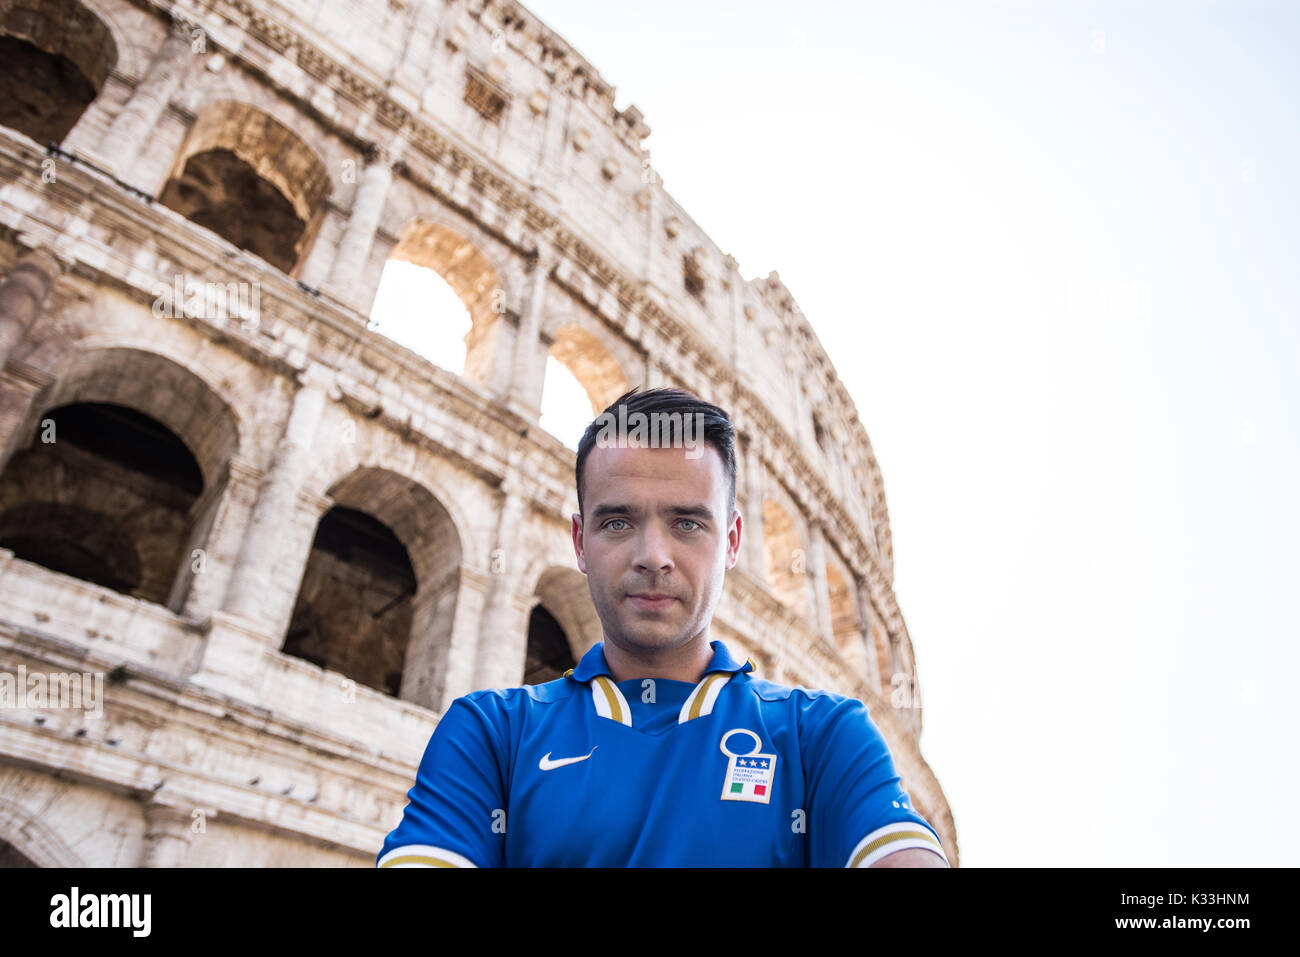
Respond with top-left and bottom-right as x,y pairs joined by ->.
0,0 -> 956,866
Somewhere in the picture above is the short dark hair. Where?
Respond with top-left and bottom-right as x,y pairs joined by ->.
575,387 -> 736,520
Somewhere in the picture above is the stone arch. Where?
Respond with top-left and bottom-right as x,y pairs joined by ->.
531,565 -> 602,664
11,281 -> 261,460
378,219 -> 515,389
23,346 -> 243,486
76,0 -> 149,78
0,347 -> 240,611
0,794 -> 87,867
157,100 -> 331,275
513,532 -> 579,611
321,467 -> 462,612
544,322 -> 632,416
762,497 -> 809,620
308,433 -> 485,576
0,0 -> 118,145
282,465 -> 464,705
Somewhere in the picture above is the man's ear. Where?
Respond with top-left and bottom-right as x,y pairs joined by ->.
571,512 -> 587,574
725,508 -> 742,569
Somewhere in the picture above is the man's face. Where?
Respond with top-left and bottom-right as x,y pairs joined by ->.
572,441 -> 740,661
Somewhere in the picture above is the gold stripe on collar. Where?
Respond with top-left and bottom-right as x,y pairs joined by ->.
591,675 -> 632,726
678,671 -> 733,723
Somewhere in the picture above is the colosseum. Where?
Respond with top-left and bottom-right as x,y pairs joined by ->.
0,0 -> 957,867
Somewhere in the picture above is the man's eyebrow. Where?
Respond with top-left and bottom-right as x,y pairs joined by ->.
590,503 -> 633,520
590,503 -> 715,521
666,505 -> 715,521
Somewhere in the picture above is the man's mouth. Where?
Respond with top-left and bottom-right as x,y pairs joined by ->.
627,593 -> 677,610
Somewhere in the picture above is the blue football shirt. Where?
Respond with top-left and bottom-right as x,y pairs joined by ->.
377,639 -> 947,867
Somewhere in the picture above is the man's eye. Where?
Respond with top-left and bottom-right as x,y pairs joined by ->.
604,519 -> 629,531
678,519 -> 701,532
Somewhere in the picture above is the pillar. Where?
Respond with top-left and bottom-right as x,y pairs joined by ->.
256,487 -> 334,639
0,248 -> 62,364
871,606 -> 898,698
642,172 -> 666,293
138,799 -> 194,868
0,249 -> 62,471
402,556 -> 466,710
854,575 -> 881,693
788,361 -> 814,452
189,369 -> 332,696
740,433 -> 767,577
725,255 -> 745,369
0,362 -> 53,476
472,478 -> 529,689
296,207 -> 345,290
432,568 -> 494,709
95,23 -> 195,177
174,457 -> 264,622
530,69 -> 571,198
504,246 -> 555,420
329,146 -> 398,299
221,365 -> 332,624
806,519 -> 834,648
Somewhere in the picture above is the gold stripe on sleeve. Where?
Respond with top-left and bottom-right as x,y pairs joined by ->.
849,829 -> 945,868
379,854 -> 461,868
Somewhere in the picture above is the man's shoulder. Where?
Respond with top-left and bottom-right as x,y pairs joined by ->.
738,673 -> 865,710
732,674 -> 877,736
454,675 -> 585,713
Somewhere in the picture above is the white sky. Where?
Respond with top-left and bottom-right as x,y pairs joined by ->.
370,0 -> 1300,866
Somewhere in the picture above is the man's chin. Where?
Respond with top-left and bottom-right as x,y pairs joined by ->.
609,625 -> 692,655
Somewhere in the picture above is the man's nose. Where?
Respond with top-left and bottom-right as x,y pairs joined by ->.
634,521 -> 674,574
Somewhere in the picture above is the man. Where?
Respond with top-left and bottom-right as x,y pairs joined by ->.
377,387 -> 948,867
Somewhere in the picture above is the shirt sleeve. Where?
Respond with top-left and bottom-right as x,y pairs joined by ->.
376,694 -> 508,868
802,692 -> 948,867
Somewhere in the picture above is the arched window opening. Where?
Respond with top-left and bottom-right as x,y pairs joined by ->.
367,258 -> 472,373
0,402 -> 203,605
539,356 -> 591,451
0,502 -> 141,594
0,0 -> 116,145
523,603 -> 576,685
158,102 -> 330,275
540,324 -> 629,451
283,467 -> 462,710
376,222 -> 503,391
161,149 -> 304,272
283,506 -> 417,698
532,567 -> 602,668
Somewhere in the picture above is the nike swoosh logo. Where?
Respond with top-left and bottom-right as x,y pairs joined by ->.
539,747 -> 598,771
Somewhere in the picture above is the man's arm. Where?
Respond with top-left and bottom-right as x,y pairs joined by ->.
871,846 -> 950,868
802,693 -> 950,867
376,695 -> 508,868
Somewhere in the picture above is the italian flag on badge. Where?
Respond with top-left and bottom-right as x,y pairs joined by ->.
719,728 -> 777,804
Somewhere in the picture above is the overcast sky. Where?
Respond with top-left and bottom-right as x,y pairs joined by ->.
372,0 -> 1299,866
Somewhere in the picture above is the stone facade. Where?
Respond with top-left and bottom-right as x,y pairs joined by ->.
0,0 -> 957,866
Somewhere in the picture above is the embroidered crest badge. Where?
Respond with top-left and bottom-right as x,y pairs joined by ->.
719,728 -> 777,804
